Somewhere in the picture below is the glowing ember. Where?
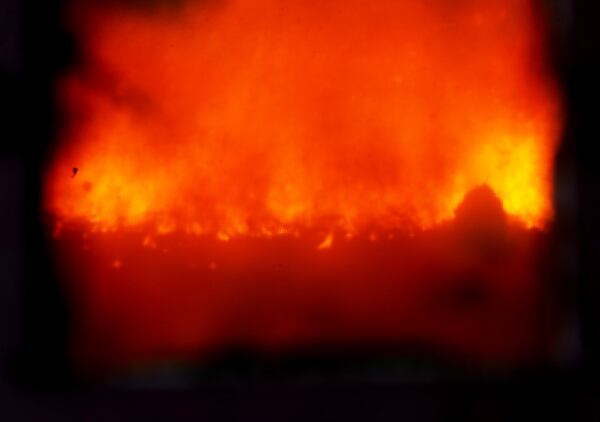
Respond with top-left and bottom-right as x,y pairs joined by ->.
45,0 -> 561,236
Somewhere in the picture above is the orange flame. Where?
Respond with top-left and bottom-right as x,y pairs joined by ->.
45,0 -> 561,238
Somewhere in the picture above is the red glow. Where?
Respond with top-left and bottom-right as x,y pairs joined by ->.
45,0 -> 562,373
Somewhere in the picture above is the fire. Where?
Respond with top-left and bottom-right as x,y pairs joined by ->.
45,0 -> 561,236
318,233 -> 334,250
44,0 -> 563,372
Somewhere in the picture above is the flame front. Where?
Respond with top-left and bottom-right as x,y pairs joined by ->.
46,0 -> 561,236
